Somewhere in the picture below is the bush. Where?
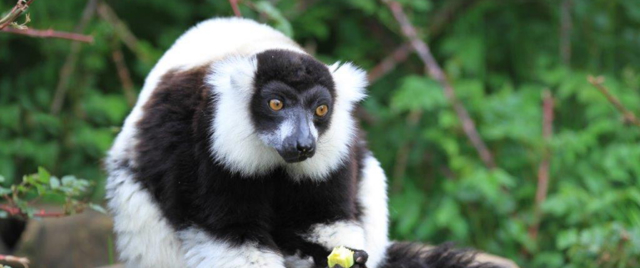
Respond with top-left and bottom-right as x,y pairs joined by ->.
1,0 -> 639,267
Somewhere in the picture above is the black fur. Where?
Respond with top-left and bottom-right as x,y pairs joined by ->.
382,242 -> 505,268
133,61 -> 364,265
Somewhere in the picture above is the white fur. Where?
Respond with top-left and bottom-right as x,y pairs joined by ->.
259,118 -> 295,148
179,228 -> 285,268
207,56 -> 284,175
358,155 -> 391,268
204,37 -> 369,181
107,17 -> 376,267
304,220 -> 366,250
309,115 -> 319,139
284,251 -> 315,268
105,166 -> 184,267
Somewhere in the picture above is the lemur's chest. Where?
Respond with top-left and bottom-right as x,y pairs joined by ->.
270,174 -> 359,226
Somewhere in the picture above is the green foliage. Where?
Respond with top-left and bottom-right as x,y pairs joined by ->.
0,167 -> 104,219
2,0 -> 640,267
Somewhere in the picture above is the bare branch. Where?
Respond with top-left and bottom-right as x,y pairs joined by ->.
382,0 -> 496,169
391,110 -> 423,193
588,76 -> 640,127
0,0 -> 34,30
367,0 -> 484,84
560,0 -> 572,65
2,27 -> 93,42
112,46 -> 137,106
50,0 -> 98,114
368,42 -> 412,83
96,1 -> 149,63
0,254 -> 30,268
229,0 -> 242,17
428,0 -> 484,37
0,204 -> 74,219
529,89 -> 554,240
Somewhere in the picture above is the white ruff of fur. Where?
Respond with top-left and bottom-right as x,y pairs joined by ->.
208,56 -> 284,176
358,155 -> 391,268
105,166 -> 184,267
304,220 -> 366,250
207,52 -> 368,181
283,251 -> 315,268
179,228 -> 285,268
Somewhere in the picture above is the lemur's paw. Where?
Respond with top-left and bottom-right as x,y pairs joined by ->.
347,248 -> 368,268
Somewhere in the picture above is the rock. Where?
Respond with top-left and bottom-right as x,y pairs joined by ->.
11,206 -> 518,268
14,206 -> 115,268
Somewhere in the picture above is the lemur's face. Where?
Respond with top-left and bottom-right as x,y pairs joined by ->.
251,50 -> 336,163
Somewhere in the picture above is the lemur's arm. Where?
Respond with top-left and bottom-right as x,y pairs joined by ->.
178,183 -> 287,268
178,227 -> 286,268
298,155 -> 390,268
354,155 -> 390,268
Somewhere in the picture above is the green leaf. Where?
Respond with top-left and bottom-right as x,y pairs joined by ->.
50,177 -> 61,190
89,203 -> 107,214
38,167 -> 51,183
557,229 -> 579,250
255,1 -> 294,37
390,76 -> 446,112
0,187 -> 11,196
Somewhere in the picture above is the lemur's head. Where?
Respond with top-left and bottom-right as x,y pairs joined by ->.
251,50 -> 335,163
209,49 -> 367,179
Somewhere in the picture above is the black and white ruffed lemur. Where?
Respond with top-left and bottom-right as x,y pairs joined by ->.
105,17 -> 502,268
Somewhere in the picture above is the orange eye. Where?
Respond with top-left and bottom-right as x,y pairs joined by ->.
269,99 -> 283,111
315,105 -> 329,117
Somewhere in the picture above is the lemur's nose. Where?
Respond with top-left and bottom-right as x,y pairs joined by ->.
296,138 -> 314,155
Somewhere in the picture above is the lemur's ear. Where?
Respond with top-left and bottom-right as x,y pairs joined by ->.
329,62 -> 368,109
208,55 -> 257,95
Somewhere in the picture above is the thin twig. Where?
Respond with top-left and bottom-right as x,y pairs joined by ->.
529,90 -> 554,240
428,0 -> 484,37
2,27 -> 93,42
0,204 -> 68,218
560,0 -> 572,65
0,0 -> 34,30
0,254 -> 30,268
368,0 -> 483,83
391,110 -> 423,193
50,0 -> 98,114
382,0 -> 496,169
229,0 -> 242,17
96,1 -> 150,63
112,45 -> 137,106
368,42 -> 412,83
588,75 -> 640,127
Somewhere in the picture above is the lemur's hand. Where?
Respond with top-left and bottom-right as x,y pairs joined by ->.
327,246 -> 368,268
348,248 -> 368,268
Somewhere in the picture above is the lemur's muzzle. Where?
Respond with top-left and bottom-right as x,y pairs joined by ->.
277,111 -> 316,163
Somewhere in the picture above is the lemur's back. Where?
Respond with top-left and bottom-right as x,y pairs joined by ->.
142,18 -> 303,99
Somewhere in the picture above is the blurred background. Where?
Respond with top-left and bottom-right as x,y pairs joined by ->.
1,0 -> 640,267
